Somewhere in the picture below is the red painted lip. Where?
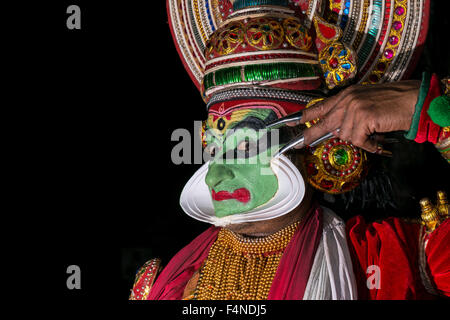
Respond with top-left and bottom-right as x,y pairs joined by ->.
211,188 -> 251,204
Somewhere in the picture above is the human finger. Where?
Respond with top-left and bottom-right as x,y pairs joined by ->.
300,94 -> 340,124
300,109 -> 343,146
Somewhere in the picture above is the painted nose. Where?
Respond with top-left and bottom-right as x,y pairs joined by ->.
205,164 -> 235,189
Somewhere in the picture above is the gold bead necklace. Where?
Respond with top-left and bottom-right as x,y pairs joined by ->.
194,221 -> 299,300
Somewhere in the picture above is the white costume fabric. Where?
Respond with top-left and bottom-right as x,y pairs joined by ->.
180,155 -> 305,226
303,207 -> 358,300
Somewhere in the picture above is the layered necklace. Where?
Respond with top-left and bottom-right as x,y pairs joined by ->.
193,221 -> 299,300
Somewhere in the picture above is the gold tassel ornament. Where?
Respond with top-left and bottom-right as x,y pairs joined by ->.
420,190 -> 449,233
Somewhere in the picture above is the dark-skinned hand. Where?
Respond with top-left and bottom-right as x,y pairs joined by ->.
297,80 -> 421,153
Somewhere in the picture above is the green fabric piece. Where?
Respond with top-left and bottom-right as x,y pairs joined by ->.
405,72 -> 431,140
428,95 -> 450,127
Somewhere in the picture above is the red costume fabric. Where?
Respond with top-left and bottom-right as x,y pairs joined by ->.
267,205 -> 322,299
347,216 -> 450,299
145,210 -> 450,300
415,74 -> 443,144
424,219 -> 450,296
148,225 -> 218,300
148,206 -> 322,300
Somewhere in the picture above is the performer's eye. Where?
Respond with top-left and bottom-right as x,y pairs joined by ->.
237,140 -> 249,152
206,145 -> 217,157
237,139 -> 257,154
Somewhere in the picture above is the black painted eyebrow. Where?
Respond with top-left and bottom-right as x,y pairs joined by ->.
224,116 -> 267,140
207,112 -> 294,146
232,116 -> 267,129
204,118 -> 262,142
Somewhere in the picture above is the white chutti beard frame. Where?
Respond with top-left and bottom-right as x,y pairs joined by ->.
180,155 -> 305,227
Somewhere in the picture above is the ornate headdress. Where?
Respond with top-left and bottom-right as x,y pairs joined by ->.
168,0 -> 429,194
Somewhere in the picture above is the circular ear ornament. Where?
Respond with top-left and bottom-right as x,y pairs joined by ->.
302,99 -> 368,194
304,138 -> 368,194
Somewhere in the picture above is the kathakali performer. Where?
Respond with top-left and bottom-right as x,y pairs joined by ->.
131,0 -> 449,300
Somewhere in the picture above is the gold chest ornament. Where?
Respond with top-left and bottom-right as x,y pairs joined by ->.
193,221 -> 299,300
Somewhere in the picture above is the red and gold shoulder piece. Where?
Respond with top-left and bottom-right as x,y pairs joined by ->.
129,258 -> 162,300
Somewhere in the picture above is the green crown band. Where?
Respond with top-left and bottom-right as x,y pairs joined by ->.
203,62 -> 319,91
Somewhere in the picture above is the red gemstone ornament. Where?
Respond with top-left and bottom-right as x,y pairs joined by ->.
389,35 -> 399,45
384,49 -> 394,59
395,6 -> 405,15
393,21 -> 402,30
329,57 -> 339,69
318,22 -> 337,40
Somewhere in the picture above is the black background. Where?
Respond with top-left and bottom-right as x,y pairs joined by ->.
11,0 -> 450,310
18,0 -> 210,304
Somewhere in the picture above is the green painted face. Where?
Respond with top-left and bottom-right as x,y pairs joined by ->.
204,107 -> 284,217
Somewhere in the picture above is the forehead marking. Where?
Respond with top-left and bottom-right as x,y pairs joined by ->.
208,102 -> 286,118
